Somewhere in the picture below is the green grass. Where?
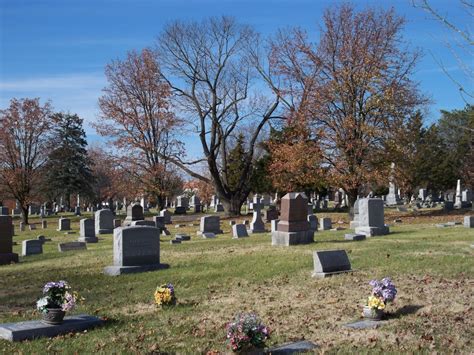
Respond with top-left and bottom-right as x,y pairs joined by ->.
1,211 -> 473,353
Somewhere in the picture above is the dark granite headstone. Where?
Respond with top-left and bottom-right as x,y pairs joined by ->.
0,215 -> 18,265
21,239 -> 43,256
312,250 -> 352,278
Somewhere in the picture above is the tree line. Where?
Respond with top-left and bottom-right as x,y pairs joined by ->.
1,4 -> 472,221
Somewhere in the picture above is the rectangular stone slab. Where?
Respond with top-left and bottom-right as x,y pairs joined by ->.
312,250 -> 352,277
58,242 -> 87,252
0,314 -> 103,341
266,340 -> 318,353
344,319 -> 386,329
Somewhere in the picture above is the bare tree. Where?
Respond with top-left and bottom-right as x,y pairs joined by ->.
156,16 -> 279,215
0,98 -> 53,224
95,49 -> 184,209
413,0 -> 473,101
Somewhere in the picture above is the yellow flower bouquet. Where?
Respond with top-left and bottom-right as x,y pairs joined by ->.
154,283 -> 176,308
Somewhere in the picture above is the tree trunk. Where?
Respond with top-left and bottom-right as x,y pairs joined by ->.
346,188 -> 359,220
220,193 -> 246,217
21,205 -> 29,224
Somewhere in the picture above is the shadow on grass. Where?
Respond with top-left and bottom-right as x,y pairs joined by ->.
388,305 -> 424,319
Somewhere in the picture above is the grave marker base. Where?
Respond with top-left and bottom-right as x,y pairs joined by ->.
266,340 -> 318,354
344,319 -> 387,329
0,314 -> 103,341
312,269 -> 354,278
103,263 -> 169,276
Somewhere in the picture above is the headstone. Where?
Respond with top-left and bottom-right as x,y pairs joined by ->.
344,233 -> 366,241
443,201 -> 454,211
123,203 -> 144,225
319,217 -> 332,230
57,218 -> 71,231
267,340 -> 319,354
37,235 -> 51,244
232,224 -> 249,238
41,220 -> 47,229
462,189 -> 472,204
229,220 -> 236,226
174,206 -> 187,215
19,222 -> 25,232
78,219 -> 98,243
344,319 -> 386,330
58,242 -> 87,252
113,219 -> 122,228
386,163 -> 401,205
308,214 -> 318,232
131,220 -> 156,227
419,188 -> 428,201
74,206 -> 81,216
197,215 -> 223,235
103,226 -> 167,276
214,203 -> 224,212
0,216 -> 18,265
160,209 -> 172,224
350,198 -> 360,228
464,216 -> 473,228
29,224 -> 36,231
95,209 -> 114,234
162,229 -> 171,236
249,195 -> 265,234
272,192 -> 314,246
454,179 -> 462,209
0,207 -> 9,215
176,195 -> 189,209
175,234 -> 191,241
170,239 -> 181,244
153,216 -> 166,232
312,250 -> 352,278
271,219 -> 279,233
354,198 -> 389,237
264,206 -> 279,222
0,314 -> 104,342
21,239 -> 43,256
202,232 -> 216,239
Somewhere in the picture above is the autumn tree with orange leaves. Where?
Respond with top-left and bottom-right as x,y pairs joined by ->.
265,4 -> 427,211
95,49 -> 184,209
0,98 -> 53,224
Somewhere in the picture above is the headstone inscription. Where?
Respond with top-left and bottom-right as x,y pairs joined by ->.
312,250 -> 352,278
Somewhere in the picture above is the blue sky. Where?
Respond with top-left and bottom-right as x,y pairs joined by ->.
1,0 -> 472,155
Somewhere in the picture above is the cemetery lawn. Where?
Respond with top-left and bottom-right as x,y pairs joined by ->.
1,210 -> 473,353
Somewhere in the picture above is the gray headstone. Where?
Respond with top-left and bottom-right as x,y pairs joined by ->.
0,215 -> 18,265
28,224 -> 36,231
103,226 -> 167,276
113,219 -> 122,228
37,235 -> 51,244
41,220 -> 47,229
319,217 -> 332,230
131,220 -> 156,227
170,239 -> 181,244
354,198 -> 389,236
95,209 -> 114,234
0,314 -> 103,342
267,340 -> 319,354
344,319 -> 386,329
271,219 -> 279,233
312,250 -> 352,278
0,206 -> 9,216
249,195 -> 265,233
174,206 -> 187,215
198,215 -> 222,235
308,215 -> 318,232
160,209 -> 172,224
232,224 -> 249,238
57,218 -> 71,231
344,233 -> 366,241
264,206 -> 279,222
21,239 -> 43,256
58,242 -> 87,252
78,218 -> 98,243
124,203 -> 144,225
202,232 -> 216,239
464,215 -> 473,228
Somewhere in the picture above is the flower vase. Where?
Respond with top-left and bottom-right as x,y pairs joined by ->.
42,308 -> 66,325
362,306 -> 384,321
